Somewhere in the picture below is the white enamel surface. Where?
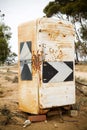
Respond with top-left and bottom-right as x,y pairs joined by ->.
20,42 -> 31,60
39,82 -> 75,108
18,18 -> 75,114
37,18 -> 75,109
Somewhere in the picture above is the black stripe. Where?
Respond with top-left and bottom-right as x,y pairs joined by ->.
64,61 -> 73,70
43,62 -> 58,83
26,41 -> 31,52
64,61 -> 73,81
20,42 -> 24,53
64,71 -> 73,81
21,64 -> 32,80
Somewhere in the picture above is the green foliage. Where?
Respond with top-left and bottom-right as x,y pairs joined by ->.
81,26 -> 87,41
61,2 -> 74,15
0,26 -> 10,63
43,2 -> 60,17
60,0 -> 87,17
7,52 -> 17,63
0,11 -> 12,64
43,0 -> 87,18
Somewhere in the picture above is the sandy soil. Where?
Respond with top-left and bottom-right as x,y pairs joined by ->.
0,64 -> 87,130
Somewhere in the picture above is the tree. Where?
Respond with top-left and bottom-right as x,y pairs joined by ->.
0,11 -> 11,63
0,10 -> 12,64
0,25 -> 11,64
43,0 -> 87,62
6,52 -> 17,65
43,0 -> 87,19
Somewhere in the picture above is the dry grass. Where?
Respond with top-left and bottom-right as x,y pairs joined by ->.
75,64 -> 87,72
76,77 -> 87,83
0,64 -> 87,130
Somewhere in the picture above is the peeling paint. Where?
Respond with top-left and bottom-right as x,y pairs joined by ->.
32,51 -> 41,72
18,17 -> 75,114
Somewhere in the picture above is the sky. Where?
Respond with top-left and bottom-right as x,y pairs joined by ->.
0,0 -> 52,55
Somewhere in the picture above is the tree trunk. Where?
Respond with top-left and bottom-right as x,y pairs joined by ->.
75,49 -> 79,63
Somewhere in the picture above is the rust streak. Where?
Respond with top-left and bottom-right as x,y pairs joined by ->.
32,51 -> 43,72
57,50 -> 64,60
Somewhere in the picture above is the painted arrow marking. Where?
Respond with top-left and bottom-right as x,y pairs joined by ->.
43,61 -> 73,83
20,41 -> 32,80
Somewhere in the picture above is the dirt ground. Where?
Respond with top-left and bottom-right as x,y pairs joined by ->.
0,64 -> 87,130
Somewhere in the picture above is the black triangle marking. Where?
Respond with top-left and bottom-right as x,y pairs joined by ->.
20,42 -> 24,53
26,41 -> 31,52
43,62 -> 58,83
64,72 -> 73,81
21,64 -> 32,80
64,61 -> 73,81
64,61 -> 73,70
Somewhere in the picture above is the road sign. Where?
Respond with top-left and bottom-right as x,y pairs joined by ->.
20,41 -> 32,80
43,61 -> 73,83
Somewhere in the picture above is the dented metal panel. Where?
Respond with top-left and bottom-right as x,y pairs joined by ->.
37,18 -> 75,109
18,20 -> 39,114
39,82 -> 75,108
18,17 -> 75,114
37,18 -> 75,61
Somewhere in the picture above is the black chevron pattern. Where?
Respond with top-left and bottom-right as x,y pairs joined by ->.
20,41 -> 32,80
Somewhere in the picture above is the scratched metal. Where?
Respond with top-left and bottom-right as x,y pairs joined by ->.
18,18 -> 75,114
37,18 -> 75,109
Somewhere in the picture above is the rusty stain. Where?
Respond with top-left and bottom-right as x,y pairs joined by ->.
39,28 -> 74,42
49,31 -> 59,40
42,44 -> 46,48
32,51 -> 41,71
38,42 -> 71,61
39,103 -> 44,109
63,34 -> 66,37
58,43 -> 73,48
40,29 -> 60,41
57,50 -> 64,60
49,48 -> 54,53
38,21 -> 74,41
18,17 -> 75,114
58,21 -> 63,24
47,24 -> 57,29
39,44 -> 41,47
32,51 -> 42,72
39,108 -> 49,114
39,29 -> 42,32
